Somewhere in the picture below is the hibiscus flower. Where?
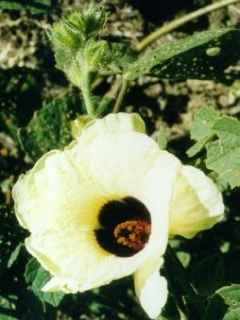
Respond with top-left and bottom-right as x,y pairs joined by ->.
13,113 -> 224,318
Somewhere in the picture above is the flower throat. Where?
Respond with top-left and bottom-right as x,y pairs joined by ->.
95,197 -> 151,257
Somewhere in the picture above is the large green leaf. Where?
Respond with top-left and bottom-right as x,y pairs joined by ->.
0,69 -> 43,139
206,117 -> 240,188
188,107 -> 240,188
126,29 -> 240,83
18,99 -> 75,161
223,308 -> 240,320
204,285 -> 240,320
25,258 -> 64,307
100,43 -> 137,75
187,106 -> 220,157
0,0 -> 53,13
190,255 -> 224,296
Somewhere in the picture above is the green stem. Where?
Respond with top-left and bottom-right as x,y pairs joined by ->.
81,70 -> 96,118
136,0 -> 240,51
96,78 -> 121,116
113,78 -> 128,113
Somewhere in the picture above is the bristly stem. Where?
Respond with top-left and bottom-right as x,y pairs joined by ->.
79,54 -> 96,118
113,77 -> 128,113
136,0 -> 240,51
96,78 -> 121,116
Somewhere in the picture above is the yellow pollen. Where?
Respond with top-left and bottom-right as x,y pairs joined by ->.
113,219 -> 151,251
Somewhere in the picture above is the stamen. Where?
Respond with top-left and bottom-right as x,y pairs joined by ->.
113,220 -> 151,251
95,197 -> 152,257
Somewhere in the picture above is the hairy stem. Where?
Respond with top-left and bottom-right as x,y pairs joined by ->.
113,77 -> 128,113
136,0 -> 240,51
81,69 -> 96,118
96,78 -> 121,116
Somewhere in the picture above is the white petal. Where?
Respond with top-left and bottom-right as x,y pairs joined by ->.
71,113 -> 145,140
12,113 -> 146,233
71,131 -> 161,196
138,152 -> 181,256
12,149 -> 105,234
169,165 -> 224,239
83,112 -> 146,137
26,229 -> 152,293
134,257 -> 168,319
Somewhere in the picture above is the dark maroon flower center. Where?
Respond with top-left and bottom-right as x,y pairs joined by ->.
95,197 -> 151,257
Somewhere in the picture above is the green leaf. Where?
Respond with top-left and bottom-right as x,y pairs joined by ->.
152,127 -> 169,150
101,43 -> 137,75
223,308 -> 240,320
126,29 -> 240,83
85,40 -> 108,67
0,314 -> 17,320
215,284 -> 240,307
206,117 -> 240,188
25,258 -> 64,307
188,109 -> 240,188
0,69 -> 43,139
204,285 -> 240,320
7,243 -> 23,268
0,0 -> 53,14
18,99 -> 74,161
190,106 -> 220,142
0,205 -> 24,276
187,106 -> 220,157
0,296 -> 18,320
24,258 -> 39,284
188,107 -> 240,188
190,255 -> 224,296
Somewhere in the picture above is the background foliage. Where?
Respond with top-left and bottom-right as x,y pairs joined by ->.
2,0 -> 240,319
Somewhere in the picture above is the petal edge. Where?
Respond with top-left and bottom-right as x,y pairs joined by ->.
169,165 -> 224,239
134,257 -> 168,319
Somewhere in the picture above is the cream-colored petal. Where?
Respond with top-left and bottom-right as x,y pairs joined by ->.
71,113 -> 145,139
12,149 -> 106,234
13,113 -> 146,232
71,131 -> 161,196
134,256 -> 168,319
169,165 -> 224,239
12,113 -> 145,233
137,152 -> 181,256
82,112 -> 146,138
26,228 -> 152,293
